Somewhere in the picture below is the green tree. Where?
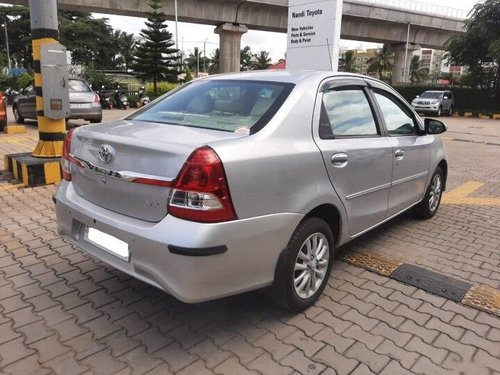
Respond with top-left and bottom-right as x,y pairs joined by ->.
340,50 -> 358,73
133,0 -> 179,95
0,6 -> 32,68
445,0 -> 500,92
184,47 -> 210,75
240,46 -> 253,71
409,55 -> 428,84
59,11 -> 120,70
209,48 -> 219,74
119,32 -> 136,71
253,51 -> 271,70
367,44 -> 394,79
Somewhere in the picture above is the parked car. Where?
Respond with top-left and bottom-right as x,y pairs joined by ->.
54,71 -> 448,311
12,78 -> 102,124
411,90 -> 454,117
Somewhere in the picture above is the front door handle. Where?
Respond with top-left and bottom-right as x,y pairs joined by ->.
331,153 -> 348,167
395,149 -> 405,160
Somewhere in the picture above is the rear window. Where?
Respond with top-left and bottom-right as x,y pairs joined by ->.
68,80 -> 92,92
127,80 -> 294,133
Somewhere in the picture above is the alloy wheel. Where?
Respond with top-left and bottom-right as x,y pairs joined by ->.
429,173 -> 442,212
293,232 -> 330,299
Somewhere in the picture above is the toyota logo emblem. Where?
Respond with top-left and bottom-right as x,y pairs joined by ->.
98,144 -> 114,163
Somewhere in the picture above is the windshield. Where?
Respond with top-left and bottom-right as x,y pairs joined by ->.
68,80 -> 92,92
420,92 -> 442,99
127,80 -> 294,133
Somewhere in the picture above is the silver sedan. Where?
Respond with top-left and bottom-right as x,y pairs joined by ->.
54,71 -> 447,311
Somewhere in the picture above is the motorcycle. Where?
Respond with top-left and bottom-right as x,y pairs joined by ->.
138,86 -> 150,106
97,86 -> 111,110
113,88 -> 128,110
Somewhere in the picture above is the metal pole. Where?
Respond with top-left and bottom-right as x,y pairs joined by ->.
403,22 -> 410,83
29,0 -> 67,158
203,39 -> 207,72
174,0 -> 179,62
4,23 -> 11,70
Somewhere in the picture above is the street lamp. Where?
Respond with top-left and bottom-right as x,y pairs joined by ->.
1,21 -> 11,71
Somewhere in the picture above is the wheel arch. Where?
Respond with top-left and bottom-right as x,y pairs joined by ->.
437,159 -> 448,191
304,203 -> 342,247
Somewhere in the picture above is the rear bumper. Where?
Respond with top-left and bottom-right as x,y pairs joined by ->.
54,181 -> 303,303
70,104 -> 102,120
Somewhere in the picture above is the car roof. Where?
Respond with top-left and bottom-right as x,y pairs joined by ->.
202,70 -> 385,85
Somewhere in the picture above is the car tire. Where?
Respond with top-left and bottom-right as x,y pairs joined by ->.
13,105 -> 24,124
414,167 -> 444,219
448,106 -> 453,116
90,117 -> 102,124
436,106 -> 442,117
270,217 -> 334,312
0,119 -> 6,132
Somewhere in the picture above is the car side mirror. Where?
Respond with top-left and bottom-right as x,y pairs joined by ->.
443,96 -> 448,100
425,118 -> 447,135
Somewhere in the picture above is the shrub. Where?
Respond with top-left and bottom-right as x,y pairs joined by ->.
18,72 -> 33,89
145,82 -> 178,98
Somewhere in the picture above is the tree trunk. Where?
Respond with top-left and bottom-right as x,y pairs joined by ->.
153,77 -> 157,97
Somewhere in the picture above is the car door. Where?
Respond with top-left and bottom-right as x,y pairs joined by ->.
313,78 -> 393,236
443,91 -> 452,112
369,84 -> 432,216
18,84 -> 37,120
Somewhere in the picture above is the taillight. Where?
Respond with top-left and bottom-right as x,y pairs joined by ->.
168,146 -> 237,223
61,128 -> 81,181
93,94 -> 99,103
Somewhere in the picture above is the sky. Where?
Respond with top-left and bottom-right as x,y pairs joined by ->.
95,0 -> 482,63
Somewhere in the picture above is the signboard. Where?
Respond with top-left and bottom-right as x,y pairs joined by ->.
286,0 -> 343,71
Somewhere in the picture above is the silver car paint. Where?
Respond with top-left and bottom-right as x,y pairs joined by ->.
56,181 -> 303,302
55,71 -> 447,302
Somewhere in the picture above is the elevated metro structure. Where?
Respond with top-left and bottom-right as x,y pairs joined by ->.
8,0 -> 466,81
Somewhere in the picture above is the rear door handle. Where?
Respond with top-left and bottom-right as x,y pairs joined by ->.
395,149 -> 405,160
331,153 -> 348,167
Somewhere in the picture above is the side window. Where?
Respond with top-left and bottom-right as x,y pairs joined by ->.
373,90 -> 416,136
320,88 -> 378,138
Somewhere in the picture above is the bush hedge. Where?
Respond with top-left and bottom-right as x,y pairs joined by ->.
393,85 -> 500,113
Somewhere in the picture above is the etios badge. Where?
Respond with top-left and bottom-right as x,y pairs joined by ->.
98,145 -> 114,163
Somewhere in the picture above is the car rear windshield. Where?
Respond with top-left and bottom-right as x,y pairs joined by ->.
420,92 -> 442,99
126,80 -> 294,134
68,80 -> 92,92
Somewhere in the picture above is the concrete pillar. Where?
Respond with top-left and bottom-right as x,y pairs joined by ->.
214,23 -> 248,73
392,43 -> 420,84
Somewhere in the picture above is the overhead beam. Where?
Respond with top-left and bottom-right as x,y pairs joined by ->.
5,0 -> 464,49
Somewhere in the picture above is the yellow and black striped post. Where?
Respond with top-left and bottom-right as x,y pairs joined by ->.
29,0 -> 66,158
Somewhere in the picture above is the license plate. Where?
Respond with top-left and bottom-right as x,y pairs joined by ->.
71,103 -> 91,109
84,227 -> 130,261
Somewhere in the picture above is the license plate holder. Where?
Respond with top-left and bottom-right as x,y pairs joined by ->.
84,227 -> 130,262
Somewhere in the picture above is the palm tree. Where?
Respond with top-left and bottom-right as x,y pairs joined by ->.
119,32 -> 136,71
340,50 -> 358,73
240,46 -> 253,71
209,48 -> 219,74
367,45 -> 394,79
409,55 -> 428,84
185,47 -> 211,75
253,51 -> 271,70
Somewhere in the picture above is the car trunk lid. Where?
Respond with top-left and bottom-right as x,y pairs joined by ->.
70,120 -> 241,222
